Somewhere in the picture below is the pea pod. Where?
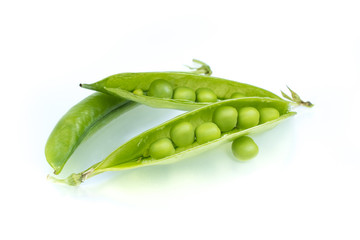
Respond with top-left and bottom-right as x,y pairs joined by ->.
48,97 -> 296,185
45,93 -> 137,174
80,72 -> 282,111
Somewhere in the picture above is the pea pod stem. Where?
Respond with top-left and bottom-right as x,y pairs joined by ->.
185,59 -> 212,76
281,86 -> 314,107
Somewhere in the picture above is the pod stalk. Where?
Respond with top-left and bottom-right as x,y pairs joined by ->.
281,86 -> 314,108
47,168 -> 95,186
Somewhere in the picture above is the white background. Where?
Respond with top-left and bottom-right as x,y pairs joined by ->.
1,0 -> 359,239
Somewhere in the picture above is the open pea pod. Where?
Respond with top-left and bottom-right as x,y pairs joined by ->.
80,72 -> 282,111
49,97 -> 296,186
45,93 -> 138,174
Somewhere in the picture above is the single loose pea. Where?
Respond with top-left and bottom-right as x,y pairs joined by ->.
231,92 -> 245,98
148,79 -> 173,99
196,88 -> 217,102
170,121 -> 195,147
173,87 -> 196,101
195,122 -> 221,144
231,136 -> 259,161
149,138 -> 175,159
212,106 -> 238,132
237,107 -> 260,129
259,107 -> 280,124
133,88 -> 144,96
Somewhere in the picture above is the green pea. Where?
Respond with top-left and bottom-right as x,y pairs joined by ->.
196,88 -> 217,102
148,79 -> 173,98
212,106 -> 238,132
231,92 -> 245,98
195,122 -> 221,144
173,87 -> 196,101
259,107 -> 280,124
231,136 -> 259,160
170,121 -> 195,147
237,107 -> 260,129
149,138 -> 175,159
133,89 -> 144,96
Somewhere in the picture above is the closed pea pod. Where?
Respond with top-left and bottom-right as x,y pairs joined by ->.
45,93 -> 135,174
49,97 -> 295,186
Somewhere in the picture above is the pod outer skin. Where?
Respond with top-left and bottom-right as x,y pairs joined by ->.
45,93 -> 129,174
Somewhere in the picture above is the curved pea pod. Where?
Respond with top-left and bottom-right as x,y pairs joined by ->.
48,97 -> 296,185
80,72 -> 282,111
45,92 -> 137,174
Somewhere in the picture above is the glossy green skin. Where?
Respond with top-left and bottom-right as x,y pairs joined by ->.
259,108 -> 280,124
173,87 -> 196,101
148,79 -> 173,98
195,122 -> 221,144
237,107 -> 260,129
231,92 -> 246,98
149,138 -> 175,159
212,106 -> 238,132
196,88 -> 218,102
54,97 -> 295,185
45,93 -> 130,174
231,136 -> 259,160
170,121 -> 195,147
80,72 -> 282,111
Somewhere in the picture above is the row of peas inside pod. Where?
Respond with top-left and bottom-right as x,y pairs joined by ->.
147,104 -> 280,161
133,79 -> 245,102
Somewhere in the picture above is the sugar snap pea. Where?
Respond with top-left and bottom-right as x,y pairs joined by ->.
45,93 -> 137,174
48,97 -> 296,186
79,72 -> 282,111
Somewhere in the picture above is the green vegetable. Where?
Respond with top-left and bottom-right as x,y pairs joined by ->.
173,87 -> 196,101
212,106 -> 238,132
148,79 -> 173,99
237,107 -> 260,129
195,88 -> 218,103
80,72 -> 282,111
231,136 -> 259,160
48,97 -> 295,186
231,92 -> 246,98
170,121 -> 195,147
149,138 -> 175,159
133,88 -> 144,96
195,122 -> 221,144
259,107 -> 280,124
45,93 -> 134,174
